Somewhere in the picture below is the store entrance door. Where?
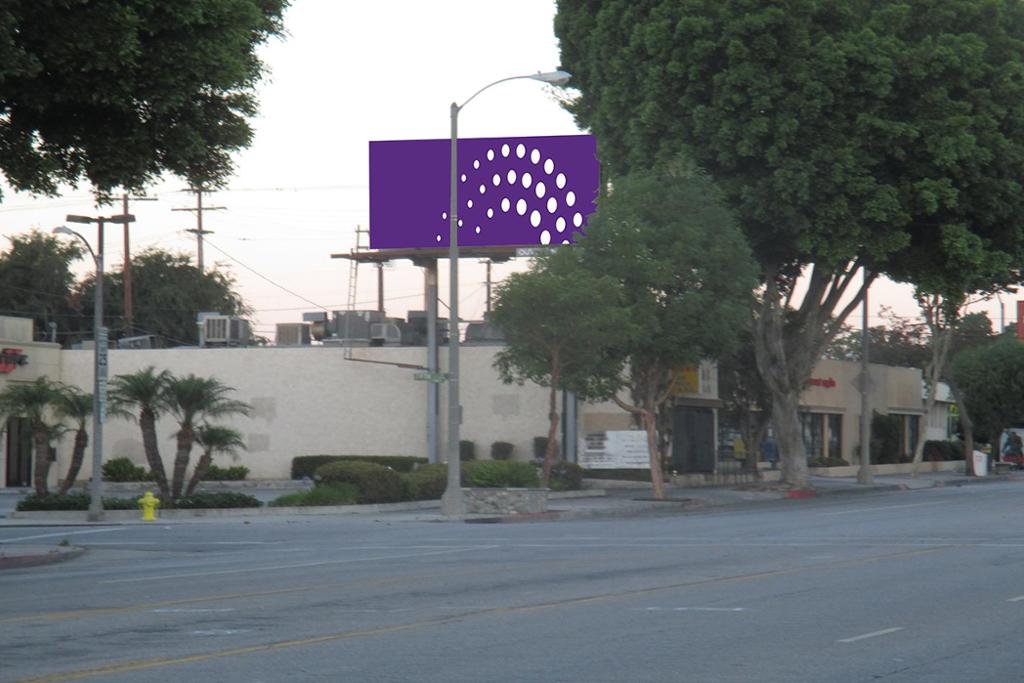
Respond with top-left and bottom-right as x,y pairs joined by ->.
5,417 -> 32,487
672,406 -> 715,473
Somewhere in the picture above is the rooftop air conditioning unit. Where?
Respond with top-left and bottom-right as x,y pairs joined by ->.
117,334 -> 158,350
276,323 -> 311,346
369,322 -> 401,345
202,316 -> 251,346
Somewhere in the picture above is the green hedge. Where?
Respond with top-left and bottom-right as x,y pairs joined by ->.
291,455 -> 426,479
580,468 -> 649,481
549,461 -> 584,491
923,440 -> 965,461
463,460 -> 539,488
16,493 -> 137,511
202,464 -> 250,481
174,492 -> 261,508
102,457 -> 151,482
402,463 -> 449,500
808,456 -> 850,468
459,440 -> 476,462
269,483 -> 359,507
316,461 -> 405,504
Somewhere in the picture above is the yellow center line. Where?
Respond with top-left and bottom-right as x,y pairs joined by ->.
16,545 -> 951,683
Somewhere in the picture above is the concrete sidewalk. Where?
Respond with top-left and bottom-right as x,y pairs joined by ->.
2,470 -> 1019,567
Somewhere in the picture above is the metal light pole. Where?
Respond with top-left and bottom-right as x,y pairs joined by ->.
858,268 -> 874,486
55,213 -> 135,521
440,70 -> 571,517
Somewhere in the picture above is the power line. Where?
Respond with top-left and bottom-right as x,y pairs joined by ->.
201,237 -> 331,312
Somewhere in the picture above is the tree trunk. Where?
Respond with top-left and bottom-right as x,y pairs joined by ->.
140,409 -> 170,498
32,426 -> 51,495
171,428 -> 195,499
542,371 -> 560,486
642,408 -> 666,500
185,450 -> 213,496
741,412 -> 768,475
58,426 -> 88,495
770,389 -> 808,488
911,321 -> 953,477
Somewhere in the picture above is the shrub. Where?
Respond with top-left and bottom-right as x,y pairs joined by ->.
17,493 -> 136,511
173,492 -> 261,508
491,441 -> 515,460
533,436 -> 560,462
316,461 -> 405,504
581,468 -> 649,481
102,457 -> 150,482
202,464 -> 250,481
291,455 -> 426,479
548,461 -> 584,491
463,460 -> 539,488
808,456 -> 850,468
402,463 -> 449,500
269,483 -> 359,507
924,440 -> 964,461
459,440 -> 476,461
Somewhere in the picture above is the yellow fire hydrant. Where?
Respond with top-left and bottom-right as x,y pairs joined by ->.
138,491 -> 160,521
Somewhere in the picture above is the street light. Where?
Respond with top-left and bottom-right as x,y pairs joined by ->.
440,70 -> 571,517
54,212 -> 134,521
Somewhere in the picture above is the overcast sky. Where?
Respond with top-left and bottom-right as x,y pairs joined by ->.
0,0 -> 1013,340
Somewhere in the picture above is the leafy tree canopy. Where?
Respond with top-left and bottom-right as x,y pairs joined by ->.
952,338 -> 1024,442
0,0 -> 288,198
74,248 -> 249,345
556,0 -> 1024,289
0,230 -> 81,338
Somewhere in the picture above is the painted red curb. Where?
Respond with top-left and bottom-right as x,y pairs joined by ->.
786,489 -> 818,499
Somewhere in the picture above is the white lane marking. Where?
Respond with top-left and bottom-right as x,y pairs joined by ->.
1007,595 -> 1024,602
101,546 -> 498,584
191,629 -> 250,635
0,528 -> 125,544
819,502 -> 943,516
838,627 -> 904,643
644,607 -> 746,612
87,541 -> 266,546
152,608 -> 236,613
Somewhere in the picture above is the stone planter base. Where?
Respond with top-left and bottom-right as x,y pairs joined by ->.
463,488 -> 548,515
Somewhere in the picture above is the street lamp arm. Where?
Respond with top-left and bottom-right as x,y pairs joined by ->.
456,70 -> 571,111
51,227 -> 97,263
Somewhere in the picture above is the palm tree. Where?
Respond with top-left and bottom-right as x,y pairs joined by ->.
185,424 -> 246,496
51,385 -> 92,495
0,377 -> 62,494
164,374 -> 250,499
108,366 -> 172,498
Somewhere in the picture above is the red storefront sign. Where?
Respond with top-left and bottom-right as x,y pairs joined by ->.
0,348 -> 28,373
806,377 -> 836,389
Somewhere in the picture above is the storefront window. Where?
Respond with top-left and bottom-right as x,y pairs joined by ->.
827,414 -> 842,459
800,412 -> 824,458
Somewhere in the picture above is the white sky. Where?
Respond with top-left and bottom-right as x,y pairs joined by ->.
0,0 -> 1013,339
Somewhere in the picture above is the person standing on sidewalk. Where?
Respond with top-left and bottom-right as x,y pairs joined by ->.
760,433 -> 780,470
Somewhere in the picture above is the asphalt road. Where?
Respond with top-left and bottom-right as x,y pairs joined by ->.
2,481 -> 1023,682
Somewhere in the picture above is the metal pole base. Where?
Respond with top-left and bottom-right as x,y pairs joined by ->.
440,488 -> 464,517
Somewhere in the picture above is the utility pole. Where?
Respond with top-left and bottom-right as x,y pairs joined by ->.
120,193 -> 157,336
858,268 -> 874,485
172,187 -> 225,273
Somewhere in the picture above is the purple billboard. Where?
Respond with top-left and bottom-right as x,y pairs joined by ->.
369,134 -> 598,249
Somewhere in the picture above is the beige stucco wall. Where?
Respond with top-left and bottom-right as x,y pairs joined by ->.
49,344 -> 564,483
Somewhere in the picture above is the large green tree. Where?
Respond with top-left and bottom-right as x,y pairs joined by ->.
578,169 -> 757,498
72,248 -> 249,345
557,0 -> 1024,486
0,1 -> 288,198
951,338 -> 1024,456
491,248 -> 636,485
0,231 -> 81,338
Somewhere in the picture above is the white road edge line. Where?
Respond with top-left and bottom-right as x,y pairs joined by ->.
819,502 -> 942,517
100,545 -> 499,584
0,527 -> 126,544
838,627 -> 904,643
1007,595 -> 1024,602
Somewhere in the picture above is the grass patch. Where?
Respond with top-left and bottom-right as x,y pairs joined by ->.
269,483 -> 359,507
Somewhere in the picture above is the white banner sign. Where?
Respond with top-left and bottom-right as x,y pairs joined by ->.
579,430 -> 650,469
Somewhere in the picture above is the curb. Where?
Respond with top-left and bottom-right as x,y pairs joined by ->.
0,545 -> 86,570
